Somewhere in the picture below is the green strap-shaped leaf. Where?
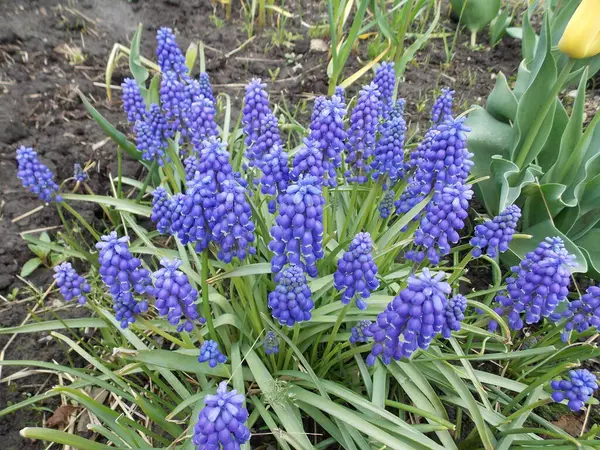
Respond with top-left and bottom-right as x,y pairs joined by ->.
129,23 -> 150,87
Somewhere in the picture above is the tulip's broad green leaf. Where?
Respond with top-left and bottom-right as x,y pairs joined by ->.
485,72 -> 517,123
537,100 -> 568,175
489,8 -> 511,47
450,0 -> 501,33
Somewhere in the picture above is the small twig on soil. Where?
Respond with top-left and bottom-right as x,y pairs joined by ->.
11,204 -> 45,223
19,225 -> 62,238
224,36 -> 256,59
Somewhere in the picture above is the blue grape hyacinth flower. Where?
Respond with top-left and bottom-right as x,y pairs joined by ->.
407,182 -> 473,265
268,264 -> 314,326
53,262 -> 91,305
247,111 -> 281,168
16,146 -> 62,203
333,232 -> 379,310
73,163 -> 88,183
290,137 -> 325,183
170,174 -> 212,252
366,269 -> 451,365
309,95 -> 347,187
134,104 -> 172,165
259,144 -> 289,214
371,99 -> 406,187
198,72 -> 216,105
441,294 -> 467,338
346,83 -> 382,184
156,27 -> 188,76
373,61 -> 395,117
192,381 -> 251,449
551,369 -> 598,412
151,187 -> 172,234
188,95 -> 219,147
491,237 -> 575,331
242,78 -> 271,163
551,286 -> 600,342
198,340 -> 227,368
350,320 -> 372,344
471,205 -> 521,258
96,232 -> 152,328
269,175 -> 325,278
159,71 -> 188,135
121,78 -> 146,123
378,189 -> 395,219
208,178 -> 256,263
263,331 -> 280,355
431,87 -> 455,124
149,258 -> 202,332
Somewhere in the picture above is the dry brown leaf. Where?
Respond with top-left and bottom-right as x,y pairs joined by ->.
47,405 -> 78,429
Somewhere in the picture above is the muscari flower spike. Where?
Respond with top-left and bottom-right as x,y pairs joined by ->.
268,264 -> 314,326
333,232 -> 379,310
290,137 -> 324,183
263,331 -> 280,355
151,187 -> 172,234
442,294 -> 467,338
259,144 -> 289,214
491,237 -> 575,331
121,78 -> 146,123
149,258 -> 203,332
407,182 -> 473,265
551,369 -> 598,412
551,286 -> 600,342
378,189 -> 396,219
159,71 -> 188,136
350,320 -> 372,344
73,163 -> 88,183
134,104 -> 172,165
269,175 -> 325,278
309,95 -> 346,187
198,340 -> 227,368
370,99 -> 406,187
96,232 -> 152,328
188,95 -> 219,147
346,83 -> 382,183
198,72 -> 216,105
53,262 -> 91,305
16,146 -> 62,203
242,78 -> 271,164
248,111 -> 282,168
208,178 -> 256,263
373,61 -> 395,117
471,205 -> 521,258
192,381 -> 251,450
156,27 -> 188,77
366,269 -> 451,365
431,88 -> 455,124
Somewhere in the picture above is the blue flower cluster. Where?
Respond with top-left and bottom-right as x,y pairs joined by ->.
366,269 -> 451,365
269,175 -> 324,277
551,286 -> 600,342
268,264 -> 314,326
373,61 -> 395,117
209,178 -> 256,263
551,369 -> 598,412
491,237 -> 575,331
378,189 -> 395,219
121,78 -> 146,123
441,294 -> 467,338
73,163 -> 88,183
198,340 -> 227,368
242,78 -> 271,167
345,83 -> 381,183
263,331 -> 280,355
151,187 -> 172,234
471,205 -> 521,258
16,146 -> 62,203
156,27 -> 188,76
53,262 -> 91,305
308,94 -> 346,187
350,320 -> 372,344
192,381 -> 251,449
149,258 -> 202,332
248,111 -> 281,168
171,173 -> 212,252
259,144 -> 289,213
334,232 -> 379,310
290,138 -> 324,183
407,183 -> 473,264
134,104 -> 172,164
198,72 -> 216,105
431,88 -> 455,124
370,99 -> 406,187
96,232 -> 152,328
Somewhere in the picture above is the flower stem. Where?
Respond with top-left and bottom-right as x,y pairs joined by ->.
321,303 -> 350,368
117,146 -> 123,198
201,249 -> 218,344
282,324 -> 300,370
136,159 -> 158,203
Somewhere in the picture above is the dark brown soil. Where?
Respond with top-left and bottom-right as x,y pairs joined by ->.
0,0 -> 523,448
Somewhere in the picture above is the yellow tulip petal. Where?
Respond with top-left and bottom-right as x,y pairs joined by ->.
559,0 -> 600,59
